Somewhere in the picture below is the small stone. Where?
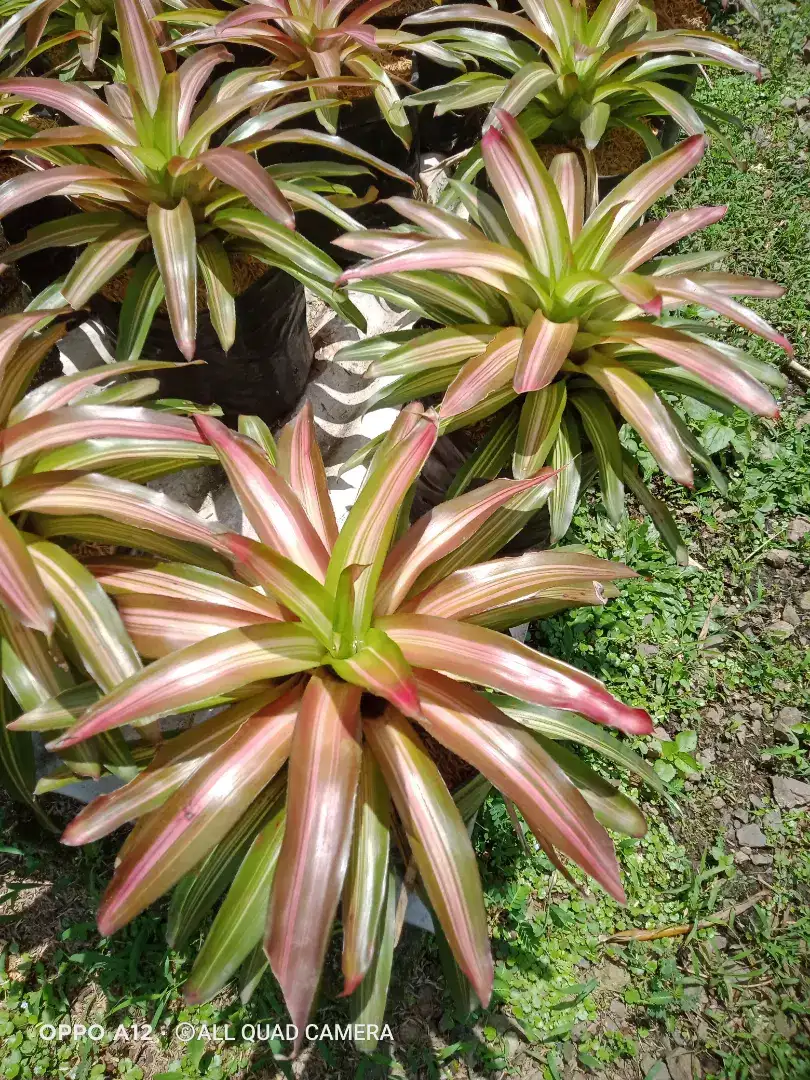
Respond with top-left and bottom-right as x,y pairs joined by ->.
772,775 -> 810,809
666,1050 -> 700,1080
765,620 -> 796,638
749,794 -> 765,808
642,613 -> 655,626
796,412 -> 810,430
795,96 -> 810,111
764,549 -> 791,568
609,999 -> 628,1019
735,726 -> 749,744
763,809 -> 782,828
736,823 -> 768,848
782,604 -> 801,627
698,747 -> 716,767
775,706 -> 804,735
734,850 -> 751,865
561,1041 -> 577,1064
711,796 -> 726,810
733,808 -> 750,824
398,1018 -> 422,1045
704,706 -> 723,724
653,725 -> 672,741
751,717 -> 762,737
709,934 -> 728,951
751,852 -> 773,866
600,961 -> 631,992
780,96 -> 797,108
799,591 -> 810,612
639,643 -> 660,657
787,517 -> 810,542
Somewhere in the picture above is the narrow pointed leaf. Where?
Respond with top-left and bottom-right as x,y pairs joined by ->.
569,391 -> 625,523
350,867 -> 396,1052
621,450 -> 688,564
365,709 -> 493,1008
195,415 -> 329,581
342,748 -> 390,997
95,684 -> 302,934
147,199 -> 197,361
415,671 -> 625,900
441,328 -> 522,419
548,410 -> 581,544
513,382 -> 566,480
265,673 -> 362,1044
513,312 -> 578,394
0,511 -> 54,634
276,402 -> 338,551
184,790 -> 286,1004
378,615 -> 652,734
47,623 -> 324,751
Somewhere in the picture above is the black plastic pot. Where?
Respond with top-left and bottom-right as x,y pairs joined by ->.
2,195 -> 79,300
260,96 -> 421,266
91,267 -> 315,427
411,52 -> 488,155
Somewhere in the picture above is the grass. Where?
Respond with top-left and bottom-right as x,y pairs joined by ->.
2,2 -> 810,1077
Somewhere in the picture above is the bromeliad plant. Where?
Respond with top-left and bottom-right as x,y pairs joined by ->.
160,0 -> 461,147
12,402 -> 654,1048
400,0 -> 764,157
0,308 -> 235,823
334,117 -> 788,556
0,0 -> 416,359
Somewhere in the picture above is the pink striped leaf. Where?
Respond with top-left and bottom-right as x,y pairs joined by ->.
599,30 -> 764,78
195,415 -> 330,582
407,550 -> 636,620
4,472 -> 232,556
147,199 -> 197,361
486,110 -> 570,279
337,238 -> 542,296
548,152 -> 584,242
671,273 -> 786,299
177,45 -> 234,137
441,327 -> 522,418
88,558 -> 282,619
653,276 -> 792,353
62,689 -> 285,845
402,4 -> 556,54
0,311 -> 66,382
265,673 -> 362,1046
512,381 -> 567,480
513,312 -> 578,394
115,595 -> 270,658
331,627 -> 421,719
342,747 -> 390,996
0,79 -> 135,142
585,321 -> 779,417
10,359 -> 182,425
608,272 -> 663,316
0,405 -> 202,466
367,326 -> 497,379
46,622 -> 324,752
276,402 -> 338,552
365,708 -> 493,1008
575,135 -> 708,267
0,510 -> 55,634
114,0 -> 164,114
377,614 -> 652,735
581,356 -> 694,486
414,671 -> 625,901
94,683 -> 302,935
222,534 -> 334,647
62,228 -> 149,309
175,148 -> 294,229
29,542 -> 142,692
0,165 -> 126,222
605,205 -> 728,272
325,405 -> 438,636
375,470 -> 561,615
